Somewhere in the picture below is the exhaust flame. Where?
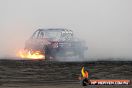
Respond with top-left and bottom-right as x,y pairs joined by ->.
17,49 -> 45,60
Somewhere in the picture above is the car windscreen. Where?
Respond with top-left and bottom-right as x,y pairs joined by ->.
44,31 -> 61,41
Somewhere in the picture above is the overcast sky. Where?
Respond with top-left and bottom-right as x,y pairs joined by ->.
0,0 -> 132,59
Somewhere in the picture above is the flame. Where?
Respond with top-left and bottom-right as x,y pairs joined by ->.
17,49 -> 45,60
81,67 -> 88,78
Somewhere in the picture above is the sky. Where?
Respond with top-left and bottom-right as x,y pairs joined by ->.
0,0 -> 132,59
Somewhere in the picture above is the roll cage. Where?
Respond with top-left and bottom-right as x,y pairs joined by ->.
31,29 -> 73,41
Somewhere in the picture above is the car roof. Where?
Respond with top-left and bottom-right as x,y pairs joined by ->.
37,28 -> 73,32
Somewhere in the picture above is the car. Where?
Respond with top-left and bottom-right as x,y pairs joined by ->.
25,28 -> 87,60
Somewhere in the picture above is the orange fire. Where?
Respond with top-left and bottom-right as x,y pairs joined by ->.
17,49 -> 45,60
